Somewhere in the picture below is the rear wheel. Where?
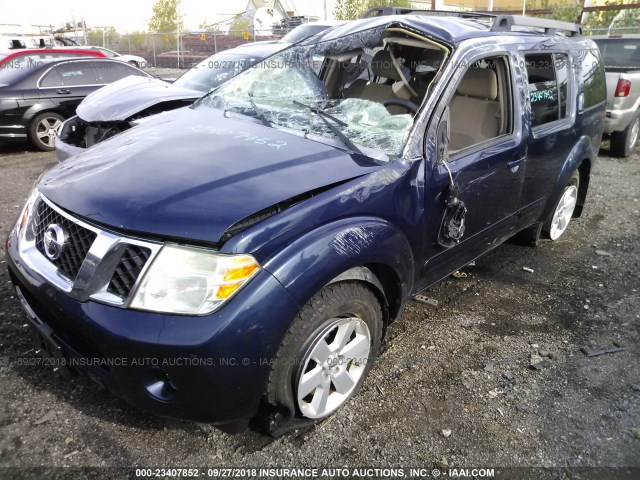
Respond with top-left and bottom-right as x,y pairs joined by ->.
544,170 -> 580,240
264,282 -> 382,432
610,112 -> 640,157
28,112 -> 65,151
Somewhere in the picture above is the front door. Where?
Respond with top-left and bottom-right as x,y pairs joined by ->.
418,53 -> 526,290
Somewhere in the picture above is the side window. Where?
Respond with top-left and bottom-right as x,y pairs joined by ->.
448,56 -> 513,153
96,61 -> 146,83
580,48 -> 606,109
54,61 -> 101,86
525,53 -> 571,127
40,68 -> 63,88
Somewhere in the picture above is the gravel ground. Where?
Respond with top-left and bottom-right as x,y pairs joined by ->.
0,140 -> 638,479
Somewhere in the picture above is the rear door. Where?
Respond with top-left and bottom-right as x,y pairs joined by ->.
517,51 -> 577,228
38,60 -> 103,116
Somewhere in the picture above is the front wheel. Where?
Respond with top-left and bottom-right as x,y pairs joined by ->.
610,112 -> 640,157
264,282 -> 382,430
544,170 -> 580,240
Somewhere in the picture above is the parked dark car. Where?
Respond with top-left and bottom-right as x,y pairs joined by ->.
7,13 -> 605,434
0,57 -> 149,150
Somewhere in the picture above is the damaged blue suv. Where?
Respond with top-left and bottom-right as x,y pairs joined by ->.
6,12 -> 605,433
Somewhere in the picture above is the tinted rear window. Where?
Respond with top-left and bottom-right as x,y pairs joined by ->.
580,48 -> 606,109
95,61 -> 146,83
594,39 -> 640,69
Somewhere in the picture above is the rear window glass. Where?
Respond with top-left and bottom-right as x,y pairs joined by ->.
594,39 -> 640,69
95,61 -> 146,83
579,48 -> 606,109
525,53 -> 575,127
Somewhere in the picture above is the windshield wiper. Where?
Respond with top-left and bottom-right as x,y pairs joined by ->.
248,93 -> 273,128
293,100 -> 363,156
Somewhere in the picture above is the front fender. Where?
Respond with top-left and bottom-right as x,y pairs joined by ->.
263,217 -> 415,311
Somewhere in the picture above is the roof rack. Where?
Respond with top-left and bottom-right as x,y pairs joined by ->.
491,15 -> 582,36
360,7 -> 582,37
360,7 -> 495,21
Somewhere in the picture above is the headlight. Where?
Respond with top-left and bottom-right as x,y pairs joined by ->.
15,190 -> 39,238
130,244 -> 261,315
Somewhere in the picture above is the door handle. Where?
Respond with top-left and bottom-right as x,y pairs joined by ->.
56,89 -> 71,95
507,157 -> 525,169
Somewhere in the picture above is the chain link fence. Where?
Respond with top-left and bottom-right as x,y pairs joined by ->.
85,29 -> 293,69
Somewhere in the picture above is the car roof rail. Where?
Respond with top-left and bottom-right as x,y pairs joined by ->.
490,15 -> 582,36
360,7 -> 582,37
360,7 -> 495,20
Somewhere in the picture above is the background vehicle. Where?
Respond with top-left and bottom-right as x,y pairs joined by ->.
593,35 -> 640,157
238,20 -> 348,47
0,48 -> 105,68
0,57 -> 149,150
56,42 -> 286,160
80,46 -> 148,69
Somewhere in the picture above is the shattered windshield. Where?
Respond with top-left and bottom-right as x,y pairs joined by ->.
196,25 -> 446,158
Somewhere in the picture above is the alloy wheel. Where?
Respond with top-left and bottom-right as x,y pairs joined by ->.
296,317 -> 371,419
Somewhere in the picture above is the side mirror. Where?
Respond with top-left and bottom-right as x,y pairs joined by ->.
436,107 -> 450,164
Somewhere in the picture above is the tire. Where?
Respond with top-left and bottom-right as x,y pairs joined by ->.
543,170 -> 580,241
263,282 -> 383,433
511,222 -> 543,247
610,112 -> 640,157
127,60 -> 139,68
28,112 -> 65,151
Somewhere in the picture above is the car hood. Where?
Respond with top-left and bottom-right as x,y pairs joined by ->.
77,75 -> 202,122
39,107 -> 383,244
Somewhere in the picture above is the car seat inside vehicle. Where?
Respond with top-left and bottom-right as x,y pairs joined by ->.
336,30 -> 448,115
449,68 -> 500,151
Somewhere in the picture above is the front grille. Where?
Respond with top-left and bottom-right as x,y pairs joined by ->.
34,200 -> 97,281
107,245 -> 152,298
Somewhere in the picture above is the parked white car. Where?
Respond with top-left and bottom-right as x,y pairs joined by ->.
83,46 -> 147,68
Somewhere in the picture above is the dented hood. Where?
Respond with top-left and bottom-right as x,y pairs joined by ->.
39,107 -> 382,244
77,75 -> 202,122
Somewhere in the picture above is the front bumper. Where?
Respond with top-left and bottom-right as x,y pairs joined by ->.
55,116 -> 85,161
54,135 -> 84,162
5,211 -> 300,425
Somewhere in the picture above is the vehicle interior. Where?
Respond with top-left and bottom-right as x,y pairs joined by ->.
319,28 -> 449,116
447,56 -> 512,152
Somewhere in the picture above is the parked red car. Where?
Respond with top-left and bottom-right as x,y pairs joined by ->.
0,48 -> 106,68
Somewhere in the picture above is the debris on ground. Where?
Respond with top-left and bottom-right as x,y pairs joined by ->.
34,410 -> 56,425
414,294 -> 438,307
452,271 -> 468,279
522,267 -> 535,273
580,346 -> 625,357
529,354 -> 551,370
595,250 -> 612,257
631,428 -> 640,440
440,429 -> 452,438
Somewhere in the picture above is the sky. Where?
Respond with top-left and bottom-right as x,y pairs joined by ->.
0,0 -> 335,33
